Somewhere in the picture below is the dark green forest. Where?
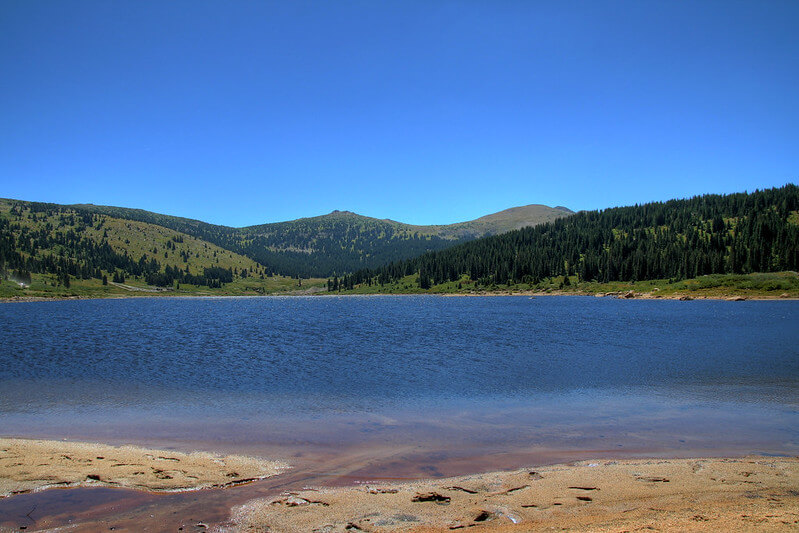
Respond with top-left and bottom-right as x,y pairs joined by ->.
338,185 -> 799,289
233,213 -> 466,278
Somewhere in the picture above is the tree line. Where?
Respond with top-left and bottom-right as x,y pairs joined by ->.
337,185 -> 799,289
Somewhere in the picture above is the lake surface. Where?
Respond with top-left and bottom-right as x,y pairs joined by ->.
2,295 -> 797,457
1,295 -> 798,528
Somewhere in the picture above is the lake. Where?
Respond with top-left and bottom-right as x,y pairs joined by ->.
1,295 -> 798,528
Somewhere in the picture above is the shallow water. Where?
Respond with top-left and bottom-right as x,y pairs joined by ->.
1,295 -> 798,529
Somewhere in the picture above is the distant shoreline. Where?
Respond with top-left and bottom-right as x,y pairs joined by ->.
2,290 -> 798,303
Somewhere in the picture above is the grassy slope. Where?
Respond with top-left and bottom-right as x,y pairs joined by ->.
0,200 -> 326,299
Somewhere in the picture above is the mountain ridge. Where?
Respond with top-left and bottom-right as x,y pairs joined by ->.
68,202 -> 573,233
1,197 -> 572,279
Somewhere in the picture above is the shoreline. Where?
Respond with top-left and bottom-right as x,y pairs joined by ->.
438,290 -> 799,301
2,290 -> 798,303
2,438 -> 796,531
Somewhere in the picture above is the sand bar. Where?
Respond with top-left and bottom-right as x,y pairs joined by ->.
235,456 -> 799,532
0,437 -> 288,497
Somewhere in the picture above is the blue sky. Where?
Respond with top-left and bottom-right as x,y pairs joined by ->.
1,1 -> 797,226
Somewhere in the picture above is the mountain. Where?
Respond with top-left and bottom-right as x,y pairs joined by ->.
342,185 -> 799,290
37,201 -> 571,277
401,204 -> 574,239
232,205 -> 572,276
0,198 -> 572,288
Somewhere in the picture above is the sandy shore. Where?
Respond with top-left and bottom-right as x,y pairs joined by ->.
234,456 -> 799,532
0,438 -> 288,496
3,439 -> 798,531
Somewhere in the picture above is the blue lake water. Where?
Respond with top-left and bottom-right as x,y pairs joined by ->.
1,295 -> 798,472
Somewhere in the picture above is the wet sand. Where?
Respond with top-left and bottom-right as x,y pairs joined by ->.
2,439 -> 797,531
0,438 -> 287,497
235,456 -> 799,532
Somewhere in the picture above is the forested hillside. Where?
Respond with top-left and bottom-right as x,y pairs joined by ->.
230,211 -> 463,277
0,199 -> 277,291
3,187 -> 797,297
5,201 -> 569,278
338,185 -> 799,290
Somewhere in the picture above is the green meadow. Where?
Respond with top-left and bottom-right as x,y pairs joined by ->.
328,271 -> 799,299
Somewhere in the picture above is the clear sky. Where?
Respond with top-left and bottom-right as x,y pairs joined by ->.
1,1 -> 797,226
